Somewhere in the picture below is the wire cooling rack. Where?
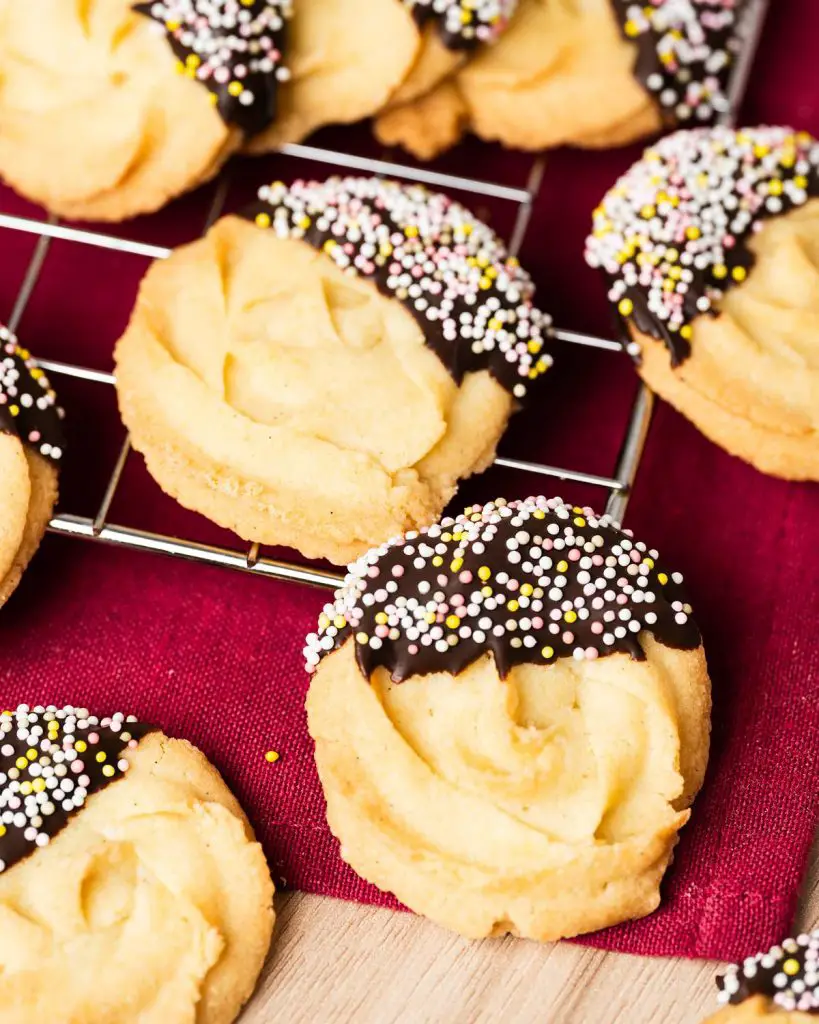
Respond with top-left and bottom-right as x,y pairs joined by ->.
0,0 -> 768,592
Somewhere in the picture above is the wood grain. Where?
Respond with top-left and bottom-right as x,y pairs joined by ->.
238,832 -> 819,1023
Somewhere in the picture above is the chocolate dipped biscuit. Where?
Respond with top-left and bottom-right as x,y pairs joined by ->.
0,704 -> 274,1024
586,125 -> 819,480
306,496 -> 711,942
0,323 -> 63,609
114,177 -> 553,564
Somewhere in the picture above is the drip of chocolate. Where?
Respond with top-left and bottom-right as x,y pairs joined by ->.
610,0 -> 746,128
718,931 -> 819,1015
0,706 -> 156,874
0,324 -> 65,463
305,496 -> 700,683
403,0 -> 517,50
134,0 -> 292,135
585,127 -> 819,366
242,177 -> 553,400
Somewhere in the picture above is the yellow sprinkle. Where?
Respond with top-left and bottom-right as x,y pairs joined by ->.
186,53 -> 201,69
768,179 -> 784,196
96,752 -> 107,763
644,557 -> 655,569
32,778 -> 46,793
425,612 -> 437,625
265,750 -> 280,763
404,225 -> 419,238
533,509 -> 545,519
527,339 -> 542,354
228,81 -> 243,97
624,18 -> 640,36
255,212 -> 271,229
333,615 -> 346,629
432,556 -> 443,567
507,600 -> 519,612
795,175 -> 809,189
640,205 -> 656,220
446,615 -> 460,630
564,610 -> 578,624
0,825 -> 6,837
19,782 -> 32,796
355,632 -> 368,644
166,19 -> 181,30
374,612 -> 388,625
488,318 -> 502,331
15,757 -> 27,770
713,264 -> 728,280
618,298 -> 634,317
541,646 -> 555,659
732,266 -> 747,282
680,325 -> 693,340
74,741 -> 87,753
481,586 -> 492,598
208,93 -> 219,106
478,566 -> 491,581
574,517 -> 586,528
783,958 -> 800,976
102,765 -> 115,778
657,572 -> 669,585
556,560 -> 568,573
478,276 -> 492,290
297,215 -> 311,230
520,584 -> 534,597
26,748 -> 37,761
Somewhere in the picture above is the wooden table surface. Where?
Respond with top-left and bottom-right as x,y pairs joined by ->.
240,836 -> 819,1024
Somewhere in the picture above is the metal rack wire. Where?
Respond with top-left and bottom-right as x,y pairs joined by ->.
0,0 -> 768,592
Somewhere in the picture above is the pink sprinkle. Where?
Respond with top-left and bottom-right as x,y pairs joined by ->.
450,594 -> 465,607
591,622 -> 604,635
592,555 -> 604,566
391,565 -> 404,577
531,617 -> 543,629
568,549 -> 581,561
367,567 -> 380,578
408,644 -> 419,655
375,625 -> 389,639
459,571 -> 473,584
562,631 -> 574,644
71,761 -> 84,773
585,648 -> 599,661
87,732 -> 99,744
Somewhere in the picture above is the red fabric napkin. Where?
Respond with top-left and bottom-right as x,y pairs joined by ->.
0,0 -> 817,963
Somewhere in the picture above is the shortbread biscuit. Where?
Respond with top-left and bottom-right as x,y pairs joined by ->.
115,177 -> 553,564
0,324 -> 63,609
586,126 -> 819,481
244,0 -> 420,154
0,705 -> 274,1024
706,929 -> 819,1021
306,496 -> 711,942
376,0 -> 743,160
386,0 -> 517,110
0,0 -> 293,221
